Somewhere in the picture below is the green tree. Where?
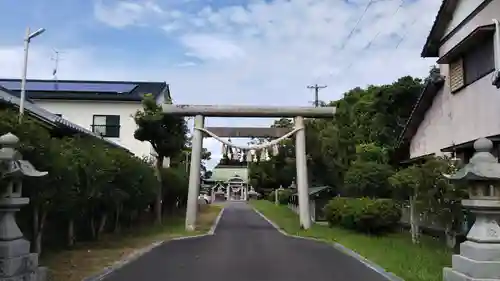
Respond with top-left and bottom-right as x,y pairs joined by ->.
389,165 -> 422,243
389,157 -> 467,246
133,94 -> 188,224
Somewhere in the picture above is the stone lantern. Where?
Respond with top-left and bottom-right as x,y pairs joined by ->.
275,185 -> 284,205
0,133 -> 48,281
443,138 -> 500,281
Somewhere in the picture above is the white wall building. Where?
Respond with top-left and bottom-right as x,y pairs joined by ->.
397,0 -> 500,163
0,79 -> 170,159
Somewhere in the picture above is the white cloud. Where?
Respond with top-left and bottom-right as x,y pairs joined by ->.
162,22 -> 182,33
93,0 -> 165,28
176,61 -> 198,67
1,0 -> 442,169
181,34 -> 247,61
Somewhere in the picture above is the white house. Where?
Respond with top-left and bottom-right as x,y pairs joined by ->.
0,86 -> 127,150
0,79 -> 170,158
397,0 -> 500,163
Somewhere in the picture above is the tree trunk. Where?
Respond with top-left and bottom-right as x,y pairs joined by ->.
409,195 -> 420,244
114,205 -> 121,233
445,226 -> 457,249
67,218 -> 75,247
154,156 -> 164,225
97,213 -> 108,239
90,216 -> 96,240
32,206 -> 47,255
32,206 -> 39,243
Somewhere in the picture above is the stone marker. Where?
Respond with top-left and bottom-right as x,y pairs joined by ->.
0,133 -> 48,281
443,138 -> 500,281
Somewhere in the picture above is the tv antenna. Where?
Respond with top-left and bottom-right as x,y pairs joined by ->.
51,49 -> 63,81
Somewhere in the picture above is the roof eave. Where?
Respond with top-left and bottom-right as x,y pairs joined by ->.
421,0 -> 457,58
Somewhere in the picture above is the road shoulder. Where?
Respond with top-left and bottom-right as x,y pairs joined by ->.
43,205 -> 224,281
250,201 -> 404,281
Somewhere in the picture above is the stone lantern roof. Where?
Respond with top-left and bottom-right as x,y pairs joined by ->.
444,138 -> 500,181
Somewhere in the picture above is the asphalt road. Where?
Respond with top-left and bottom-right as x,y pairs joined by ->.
101,202 -> 389,281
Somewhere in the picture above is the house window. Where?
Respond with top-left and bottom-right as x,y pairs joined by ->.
92,115 -> 120,138
449,35 -> 495,92
449,59 -> 465,92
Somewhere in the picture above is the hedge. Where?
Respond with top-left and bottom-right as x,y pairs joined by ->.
324,197 -> 401,234
0,108 -> 186,255
267,189 -> 293,205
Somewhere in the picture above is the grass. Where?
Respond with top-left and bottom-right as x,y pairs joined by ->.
250,200 -> 453,281
42,205 -> 222,281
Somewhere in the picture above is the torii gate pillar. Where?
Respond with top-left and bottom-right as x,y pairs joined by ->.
294,116 -> 310,229
185,115 -> 204,231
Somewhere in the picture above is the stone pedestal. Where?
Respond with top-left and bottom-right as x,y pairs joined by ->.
443,138 -> 500,281
0,133 -> 47,281
443,211 -> 500,280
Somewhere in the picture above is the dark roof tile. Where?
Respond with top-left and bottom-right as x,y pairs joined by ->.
0,79 -> 168,102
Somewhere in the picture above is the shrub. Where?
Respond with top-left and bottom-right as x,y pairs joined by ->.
267,189 -> 293,205
343,161 -> 394,198
161,167 -> 189,210
278,189 -> 293,204
0,108 -> 165,253
267,191 -> 275,202
323,196 -> 349,226
324,197 -> 401,234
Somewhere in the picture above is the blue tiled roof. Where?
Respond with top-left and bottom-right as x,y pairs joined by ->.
0,79 -> 169,102
0,86 -> 130,152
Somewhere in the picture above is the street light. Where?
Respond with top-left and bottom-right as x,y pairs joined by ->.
19,27 -> 46,122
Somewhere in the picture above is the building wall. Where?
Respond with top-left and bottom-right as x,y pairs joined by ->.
33,99 -> 154,158
410,88 -> 449,158
410,71 -> 500,158
443,0 -> 487,37
211,167 -> 249,182
440,0 -> 500,56
410,0 -> 500,159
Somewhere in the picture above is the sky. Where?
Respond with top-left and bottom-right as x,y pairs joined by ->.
0,0 -> 441,169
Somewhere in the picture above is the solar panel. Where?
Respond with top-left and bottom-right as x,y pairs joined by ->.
0,81 -> 137,93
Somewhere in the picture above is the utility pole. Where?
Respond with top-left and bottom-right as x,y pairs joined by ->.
307,84 -> 327,107
19,27 -> 46,123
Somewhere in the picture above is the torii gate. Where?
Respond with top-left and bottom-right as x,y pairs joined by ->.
162,104 -> 336,231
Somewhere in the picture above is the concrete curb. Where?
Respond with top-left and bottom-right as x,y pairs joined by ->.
208,207 -> 225,235
252,208 -> 404,281
82,207 -> 225,281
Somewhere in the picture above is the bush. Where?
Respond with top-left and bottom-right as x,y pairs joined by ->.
161,167 -> 189,211
343,161 -> 394,198
0,108 -> 162,253
324,197 -> 401,234
267,189 -> 294,205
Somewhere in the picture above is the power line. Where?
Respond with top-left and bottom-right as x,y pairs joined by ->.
307,84 -> 327,107
326,0 -> 378,82
330,0 -> 409,80
394,17 -> 418,50
363,0 -> 406,50
339,0 -> 376,51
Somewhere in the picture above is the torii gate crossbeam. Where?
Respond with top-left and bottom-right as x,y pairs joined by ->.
162,104 -> 336,231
